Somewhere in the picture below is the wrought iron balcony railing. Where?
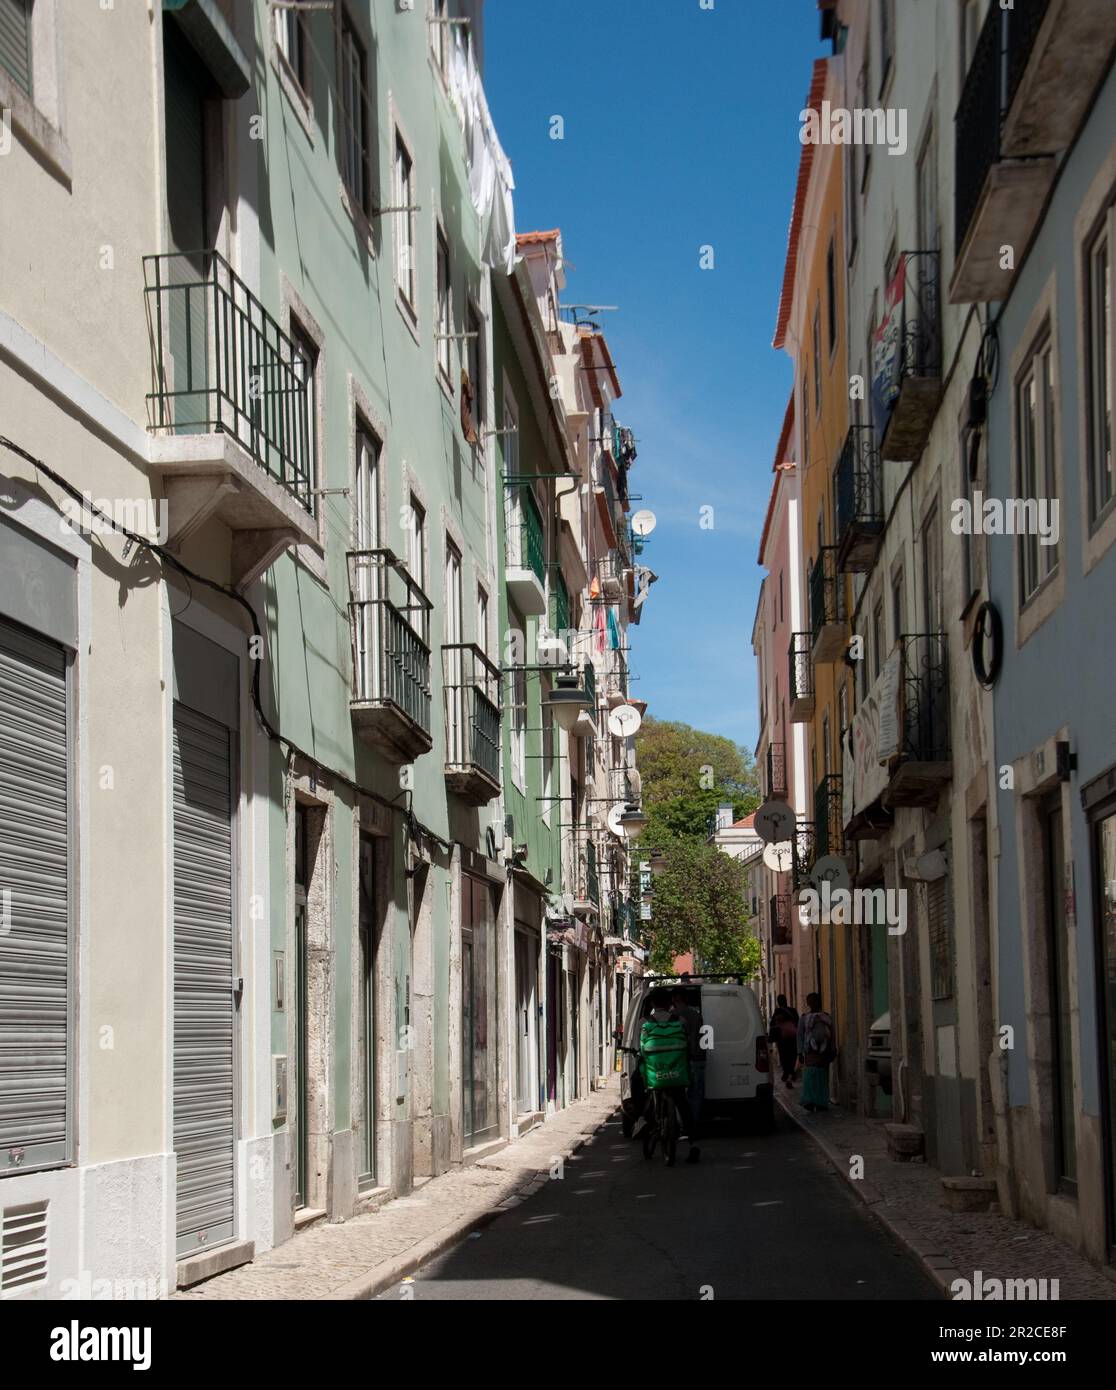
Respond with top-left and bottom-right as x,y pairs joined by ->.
877,252 -> 943,460
143,250 -> 314,513
442,643 -> 501,799
834,425 -> 884,573
792,822 -> 815,892
813,774 -> 845,859
900,632 -> 950,763
770,893 -> 792,948
788,632 -> 815,722
347,549 -> 432,741
504,483 -> 546,583
809,547 -> 847,649
766,742 -> 787,800
583,659 -> 597,713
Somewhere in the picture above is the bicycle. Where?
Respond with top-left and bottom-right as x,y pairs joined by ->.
641,1086 -> 682,1167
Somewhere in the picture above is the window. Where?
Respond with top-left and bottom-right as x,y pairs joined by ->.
436,228 -> 452,383
916,123 -> 939,254
922,506 -> 942,633
395,133 -> 417,314
801,377 -> 811,466
1016,335 -> 1058,604
1087,217 -> 1113,525
466,300 -> 485,432
959,0 -> 980,82
822,711 -> 831,776
509,607 -> 526,787
872,598 -> 885,680
845,128 -> 858,262
542,680 -> 554,825
927,873 -> 953,1000
826,237 -> 837,355
892,566 -> 905,642
339,11 -> 370,215
276,2 -> 308,92
430,0 -> 449,80
838,683 -> 849,748
290,322 -> 319,494
408,493 -> 426,591
0,0 -> 33,95
779,571 -> 784,624
812,303 -> 822,415
354,424 -> 380,552
476,585 -> 489,654
857,63 -> 871,193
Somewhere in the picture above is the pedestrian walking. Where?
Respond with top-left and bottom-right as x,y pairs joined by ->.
671,987 -> 706,1136
769,993 -> 800,1088
797,992 -> 836,1113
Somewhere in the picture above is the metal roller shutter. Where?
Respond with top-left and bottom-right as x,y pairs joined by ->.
0,0 -> 32,97
173,702 -> 236,1254
0,618 -> 70,1170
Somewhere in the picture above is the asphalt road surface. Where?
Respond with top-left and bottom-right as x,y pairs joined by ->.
379,1107 -> 940,1301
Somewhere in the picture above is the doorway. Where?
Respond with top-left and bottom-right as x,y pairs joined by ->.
514,926 -> 539,1118
462,874 -> 498,1145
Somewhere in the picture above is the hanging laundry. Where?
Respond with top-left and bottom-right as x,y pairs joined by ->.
589,574 -> 601,600
594,602 -> 607,654
606,606 -> 621,651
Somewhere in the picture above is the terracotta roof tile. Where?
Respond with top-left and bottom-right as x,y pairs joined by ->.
773,59 -> 828,351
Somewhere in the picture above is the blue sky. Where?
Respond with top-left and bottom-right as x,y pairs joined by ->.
485,0 -> 824,758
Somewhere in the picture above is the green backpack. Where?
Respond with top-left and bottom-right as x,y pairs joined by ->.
639,1018 -> 691,1090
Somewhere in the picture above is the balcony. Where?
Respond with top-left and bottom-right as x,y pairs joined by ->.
788,632 -> 815,723
347,550 -> 433,763
950,0 -> 1116,303
888,633 -> 951,808
571,661 -> 599,741
877,253 -> 942,462
765,742 -> 787,800
143,251 -> 319,587
792,822 -> 816,893
834,426 -> 884,574
504,483 -> 547,616
770,894 -> 792,949
597,548 -> 631,601
813,774 -> 845,859
442,643 -> 501,805
809,547 -> 848,663
606,646 -> 629,707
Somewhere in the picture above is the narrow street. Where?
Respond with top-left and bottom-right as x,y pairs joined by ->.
385,1110 -> 937,1301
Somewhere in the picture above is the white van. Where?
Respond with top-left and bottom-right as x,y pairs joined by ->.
618,977 -> 774,1136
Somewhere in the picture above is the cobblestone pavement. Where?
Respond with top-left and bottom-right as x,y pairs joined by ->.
778,1089 -> 1116,1300
174,1083 -> 619,1300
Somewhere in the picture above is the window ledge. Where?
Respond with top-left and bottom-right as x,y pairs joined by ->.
396,291 -> 420,346
0,72 -> 72,188
1016,563 -> 1064,649
340,182 -> 376,256
270,50 -> 315,146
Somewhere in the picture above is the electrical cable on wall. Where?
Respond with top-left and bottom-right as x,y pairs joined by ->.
0,433 -> 452,855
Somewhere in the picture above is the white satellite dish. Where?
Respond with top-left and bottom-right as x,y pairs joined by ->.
631,508 -> 657,538
753,799 -> 796,845
763,840 -> 794,874
607,704 -> 642,738
606,802 -> 628,839
809,854 -> 851,893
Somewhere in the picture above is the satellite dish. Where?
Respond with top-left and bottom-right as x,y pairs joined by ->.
608,704 -> 642,738
809,854 -> 851,893
754,800 -> 796,845
763,840 -> 794,874
631,509 -> 657,538
606,802 -> 628,838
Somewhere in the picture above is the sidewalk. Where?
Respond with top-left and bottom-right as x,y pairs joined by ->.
174,1083 -> 619,1300
778,1090 -> 1116,1299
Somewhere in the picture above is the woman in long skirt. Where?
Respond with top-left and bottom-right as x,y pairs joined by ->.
797,992 -> 835,1112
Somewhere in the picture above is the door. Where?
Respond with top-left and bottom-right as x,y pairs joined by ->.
173,703 -> 236,1255
357,833 -> 376,1188
0,619 -> 71,1171
514,928 -> 538,1117
292,806 -> 309,1209
1092,802 -> 1116,1257
353,429 -> 381,700
462,875 -> 498,1144
1044,797 -> 1076,1193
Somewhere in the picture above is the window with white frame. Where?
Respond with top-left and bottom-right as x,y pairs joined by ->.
436,227 -> 453,383
429,0 -> 449,80
1086,211 -> 1114,526
275,1 -> 308,92
541,679 -> 554,825
466,299 -> 485,433
813,303 -> 822,415
1016,333 -> 1058,604
408,493 -> 427,592
339,10 -> 370,215
395,132 -> 417,314
509,607 -> 527,787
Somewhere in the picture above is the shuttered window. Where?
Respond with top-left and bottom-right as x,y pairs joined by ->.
0,618 -> 71,1171
173,703 -> 236,1254
0,0 -> 32,97
927,873 -> 953,1000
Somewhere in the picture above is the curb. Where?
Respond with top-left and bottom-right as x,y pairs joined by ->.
776,1094 -> 960,1298
324,1111 -> 615,1301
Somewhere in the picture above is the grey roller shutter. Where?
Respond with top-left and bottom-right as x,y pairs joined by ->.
0,619 -> 70,1171
0,0 -> 32,97
173,702 -> 236,1254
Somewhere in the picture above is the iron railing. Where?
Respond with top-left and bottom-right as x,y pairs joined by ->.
585,839 -> 599,907
770,893 -> 792,948
834,425 -> 884,567
504,483 -> 545,582
766,742 -> 787,800
900,633 -> 950,762
814,774 -> 845,858
809,547 -> 846,641
143,250 -> 314,513
788,632 -> 814,706
347,549 -> 432,733
608,646 -> 629,702
954,0 -> 1050,256
584,659 -> 597,712
895,251 -> 942,383
441,643 -> 501,786
792,822 -> 816,892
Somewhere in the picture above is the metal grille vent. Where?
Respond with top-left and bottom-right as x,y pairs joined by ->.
1,1201 -> 48,1292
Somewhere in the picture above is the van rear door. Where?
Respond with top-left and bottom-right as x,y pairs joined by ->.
700,985 -> 758,1101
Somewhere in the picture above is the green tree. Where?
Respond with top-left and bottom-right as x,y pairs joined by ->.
644,835 -> 761,981
636,717 -> 760,840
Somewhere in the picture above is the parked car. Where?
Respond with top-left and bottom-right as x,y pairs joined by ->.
866,1010 -> 892,1095
617,976 -> 774,1135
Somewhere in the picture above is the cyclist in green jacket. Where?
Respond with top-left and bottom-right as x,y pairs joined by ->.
639,989 -> 701,1163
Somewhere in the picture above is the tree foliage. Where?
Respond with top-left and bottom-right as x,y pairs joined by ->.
635,718 -> 762,982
